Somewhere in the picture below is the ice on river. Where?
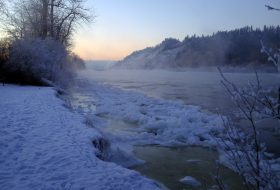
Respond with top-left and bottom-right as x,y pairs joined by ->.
76,80 -> 224,148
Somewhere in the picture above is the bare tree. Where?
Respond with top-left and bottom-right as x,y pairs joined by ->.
49,0 -> 92,46
2,0 -> 41,39
0,0 -> 92,85
1,0 -> 92,46
216,69 -> 280,190
41,0 -> 49,39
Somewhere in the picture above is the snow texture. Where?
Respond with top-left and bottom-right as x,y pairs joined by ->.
0,85 -> 162,190
86,82 -> 224,148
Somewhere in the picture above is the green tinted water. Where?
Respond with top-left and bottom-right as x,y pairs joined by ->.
132,146 -> 246,190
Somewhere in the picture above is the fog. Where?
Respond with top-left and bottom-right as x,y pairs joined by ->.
78,68 -> 279,113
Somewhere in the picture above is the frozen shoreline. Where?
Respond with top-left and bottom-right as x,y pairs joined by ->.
74,80 -> 224,148
67,78 -> 280,188
4,78 -> 277,189
0,85 -> 162,190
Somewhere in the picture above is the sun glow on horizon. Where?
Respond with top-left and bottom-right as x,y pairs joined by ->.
72,27 -> 164,61
72,39 -> 158,61
73,0 -> 280,61
73,42 -> 128,61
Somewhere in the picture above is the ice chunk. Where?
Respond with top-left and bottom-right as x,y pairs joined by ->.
179,176 -> 201,187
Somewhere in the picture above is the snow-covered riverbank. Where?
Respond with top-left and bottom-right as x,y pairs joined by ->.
0,85 -> 162,190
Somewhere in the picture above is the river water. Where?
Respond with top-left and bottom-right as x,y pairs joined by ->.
71,69 -> 279,190
132,146 -> 245,190
78,69 -> 278,113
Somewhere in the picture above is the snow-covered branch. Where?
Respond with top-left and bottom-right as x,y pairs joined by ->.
217,69 -> 280,189
265,5 -> 280,11
260,40 -> 280,73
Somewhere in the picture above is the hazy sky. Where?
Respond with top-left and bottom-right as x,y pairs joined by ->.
73,0 -> 280,61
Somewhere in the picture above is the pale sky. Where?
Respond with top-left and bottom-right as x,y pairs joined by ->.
72,0 -> 280,61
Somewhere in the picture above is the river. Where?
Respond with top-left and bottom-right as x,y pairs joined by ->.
78,69 -> 278,113
69,69 -> 279,190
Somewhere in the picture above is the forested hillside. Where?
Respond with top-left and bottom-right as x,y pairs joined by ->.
115,26 -> 280,71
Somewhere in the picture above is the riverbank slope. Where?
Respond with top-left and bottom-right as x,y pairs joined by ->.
0,85 -> 161,190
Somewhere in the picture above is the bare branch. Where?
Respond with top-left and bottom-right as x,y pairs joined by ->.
265,5 -> 280,11
217,69 -> 280,189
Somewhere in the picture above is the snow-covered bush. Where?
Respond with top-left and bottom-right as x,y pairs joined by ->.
217,69 -> 280,190
217,118 -> 279,190
7,38 -> 75,86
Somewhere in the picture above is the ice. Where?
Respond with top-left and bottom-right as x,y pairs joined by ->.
0,85 -> 162,190
87,81 -> 224,148
179,176 -> 202,187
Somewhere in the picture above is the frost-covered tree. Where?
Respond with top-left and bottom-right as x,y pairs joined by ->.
217,5 -> 280,180
1,0 -> 92,46
217,70 -> 280,190
261,40 -> 280,73
0,0 -> 91,85
7,38 -> 75,85
48,0 -> 92,46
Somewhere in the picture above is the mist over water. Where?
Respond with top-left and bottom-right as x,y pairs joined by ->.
78,69 -> 278,114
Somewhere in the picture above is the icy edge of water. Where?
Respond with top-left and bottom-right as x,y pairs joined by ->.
81,81 -> 280,180
88,82 -> 224,148
0,85 -> 163,190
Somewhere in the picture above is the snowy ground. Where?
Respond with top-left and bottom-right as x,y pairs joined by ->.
0,85 -> 162,190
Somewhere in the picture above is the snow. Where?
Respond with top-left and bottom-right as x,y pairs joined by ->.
179,176 -> 201,187
0,85 -> 162,190
84,82 -> 224,148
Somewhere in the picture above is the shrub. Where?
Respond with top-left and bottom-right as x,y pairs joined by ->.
5,38 -> 75,86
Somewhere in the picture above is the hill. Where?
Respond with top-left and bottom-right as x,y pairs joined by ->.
115,26 -> 280,71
